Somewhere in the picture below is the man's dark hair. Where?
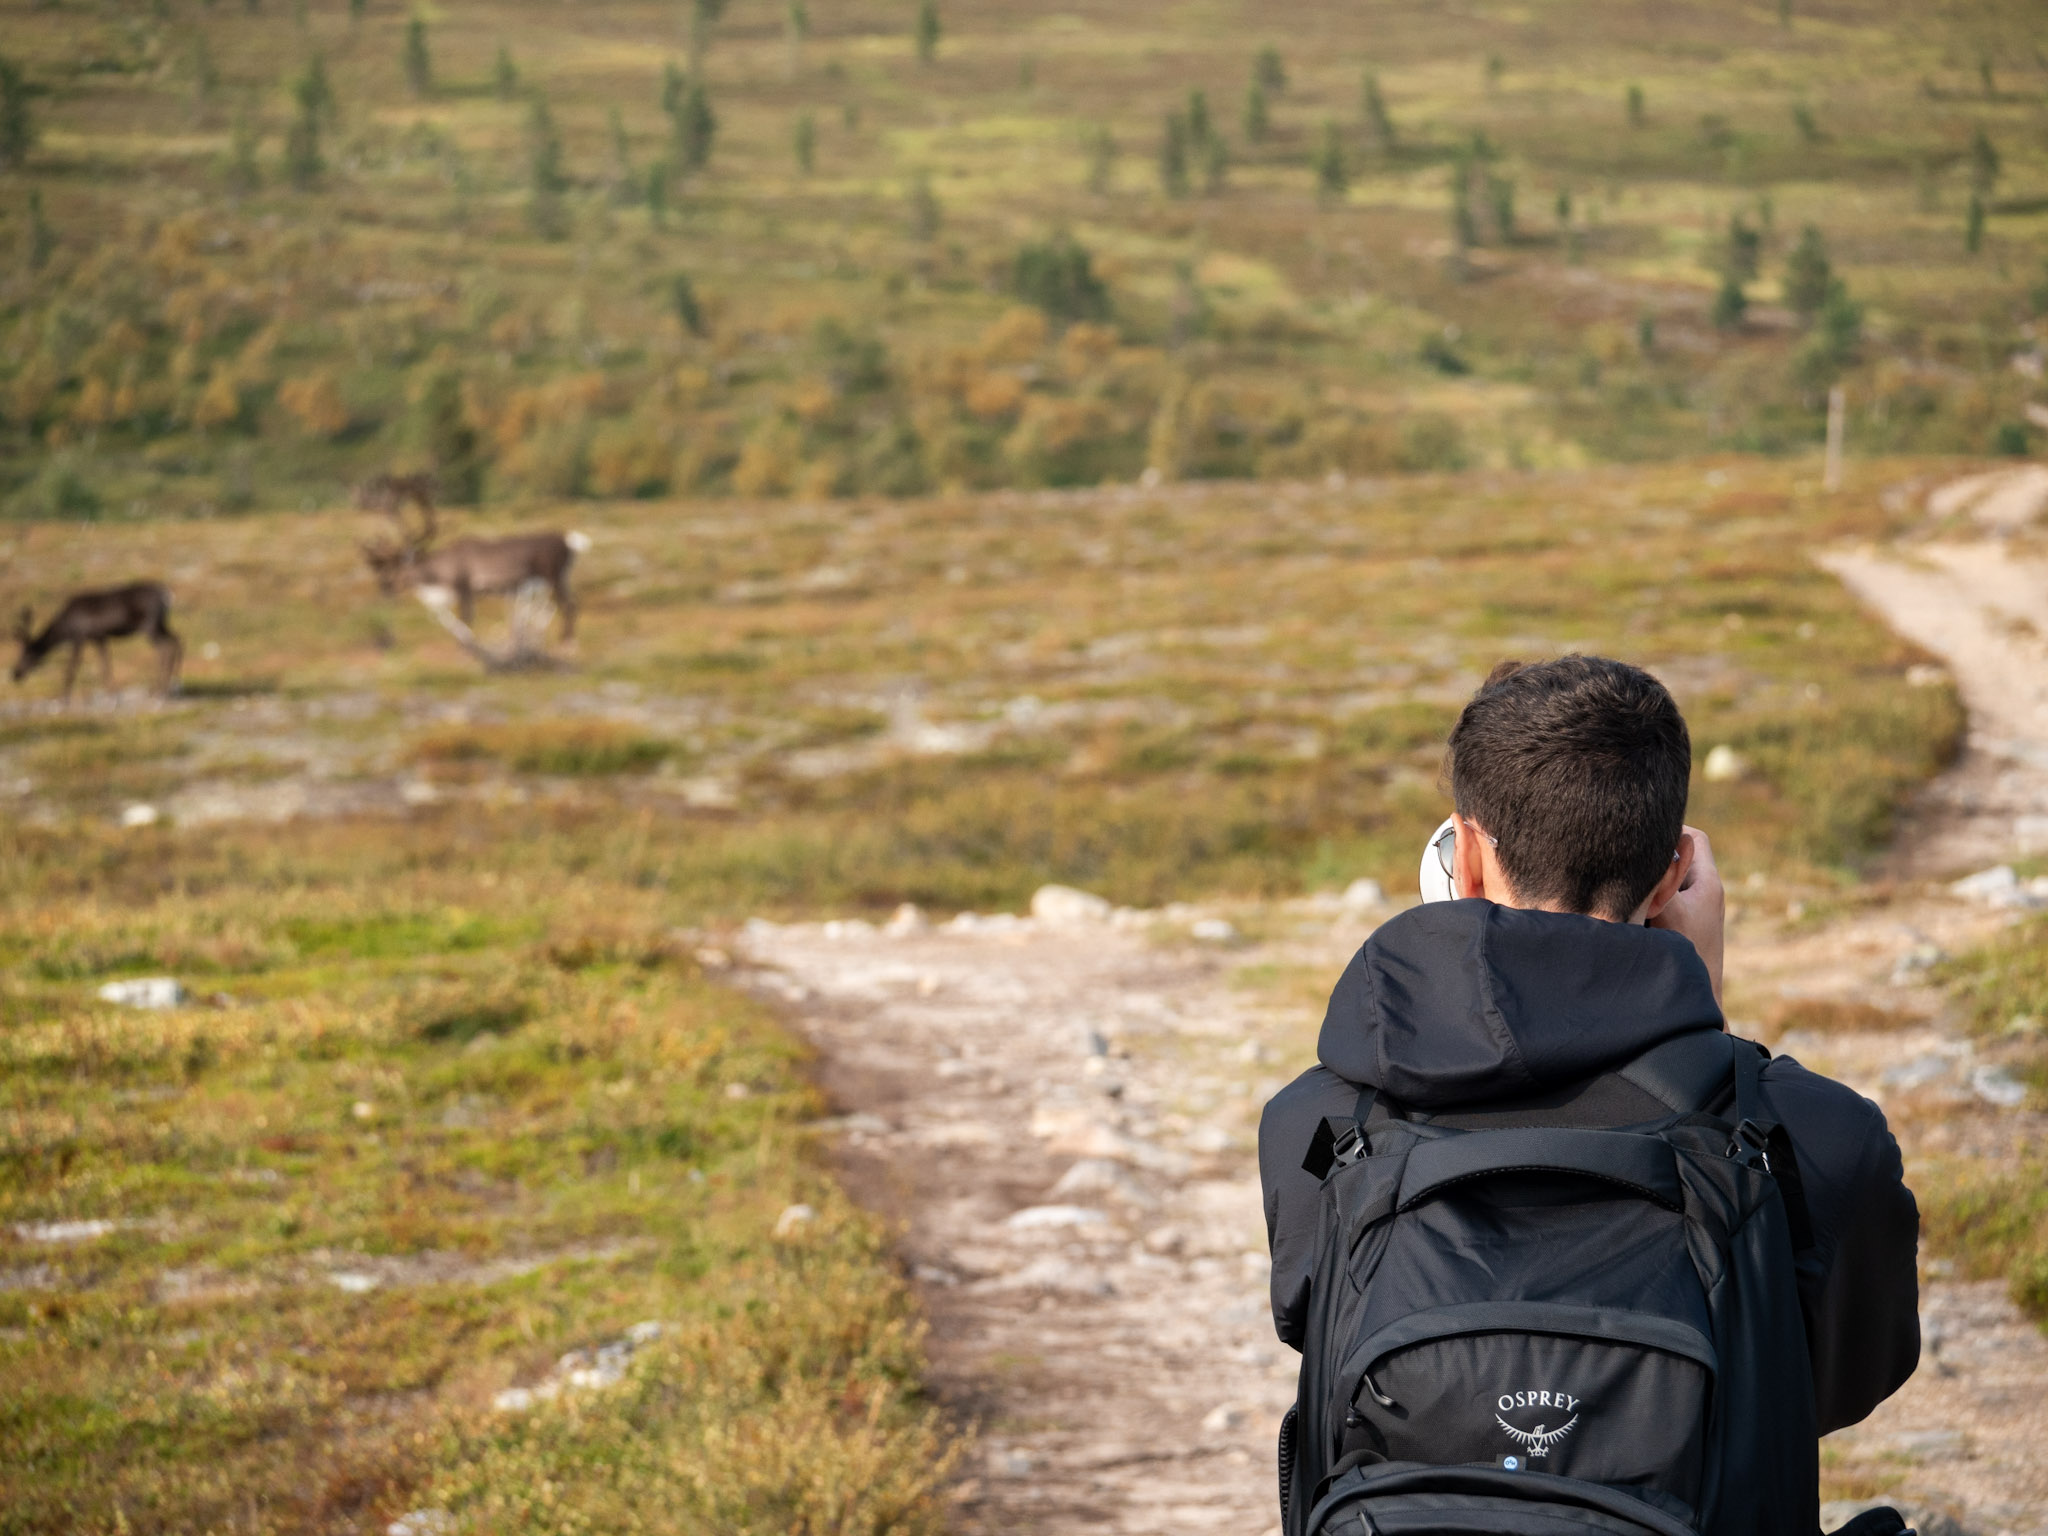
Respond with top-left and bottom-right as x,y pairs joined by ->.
1446,655 -> 1690,919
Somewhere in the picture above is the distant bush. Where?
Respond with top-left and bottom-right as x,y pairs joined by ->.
1086,124 -> 1116,193
915,0 -> 940,65
1013,235 -> 1110,326
1159,111 -> 1189,198
673,82 -> 716,171
0,56 -> 35,170
528,97 -> 569,239
494,44 -> 518,99
1254,45 -> 1286,94
278,371 -> 349,437
1626,83 -> 1645,128
404,15 -> 432,97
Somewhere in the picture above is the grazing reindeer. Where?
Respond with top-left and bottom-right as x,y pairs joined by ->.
358,485 -> 588,641
13,583 -> 184,702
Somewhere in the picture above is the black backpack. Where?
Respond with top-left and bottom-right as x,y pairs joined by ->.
1280,1030 -> 1820,1536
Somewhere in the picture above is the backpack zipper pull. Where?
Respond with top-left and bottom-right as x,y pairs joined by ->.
1360,1369 -> 1397,1408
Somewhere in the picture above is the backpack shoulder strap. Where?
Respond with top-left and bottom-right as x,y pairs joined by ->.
1724,1033 -> 1817,1254
1616,1028 -> 1739,1115
1301,1082 -> 1402,1179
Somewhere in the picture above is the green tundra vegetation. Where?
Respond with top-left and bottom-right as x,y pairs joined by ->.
0,455 -> 1969,1529
1,0 -> 2045,517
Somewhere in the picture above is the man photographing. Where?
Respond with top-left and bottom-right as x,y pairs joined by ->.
1259,656 -> 1919,1536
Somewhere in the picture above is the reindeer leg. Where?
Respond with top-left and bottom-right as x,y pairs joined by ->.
61,644 -> 81,705
96,640 -> 113,693
556,575 -> 578,641
457,579 -> 475,631
158,629 -> 183,696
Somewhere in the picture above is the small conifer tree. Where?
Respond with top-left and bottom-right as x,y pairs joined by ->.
1314,119 -> 1346,206
1724,214 -> 1761,284
1625,83 -> 1645,128
1255,46 -> 1285,94
1203,133 -> 1228,195
915,0 -> 940,65
645,161 -> 671,227
670,273 -> 705,336
1782,225 -> 1833,319
226,103 -> 261,191
610,107 -> 640,202
674,83 -> 716,170
0,57 -> 39,169
419,372 -> 482,504
1969,128 -> 2000,194
294,53 -> 334,124
527,96 -> 569,238
349,0 -> 366,20
662,60 -> 686,116
26,188 -> 55,271
1160,112 -> 1190,198
1792,103 -> 1820,143
403,14 -> 431,97
1487,175 -> 1515,242
1186,89 -> 1211,149
495,45 -> 519,100
1711,274 -> 1747,330
1965,193 -> 1985,254
1362,72 -> 1395,150
1554,187 -> 1572,227
794,111 -> 815,173
1243,82 -> 1268,144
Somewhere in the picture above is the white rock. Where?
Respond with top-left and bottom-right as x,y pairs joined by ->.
1202,1403 -> 1249,1432
1189,917 -> 1238,942
774,1203 -> 817,1237
1882,1054 -> 1952,1092
1905,665 -> 1946,688
329,1271 -> 381,1294
1950,864 -> 2030,906
1702,745 -> 1746,784
386,1511 -> 455,1536
97,977 -> 187,1009
625,1320 -> 664,1346
1004,1204 -> 1110,1230
1050,1159 -> 1151,1204
1031,884 -> 1114,928
12,1219 -> 116,1244
1969,1065 -> 2028,1108
1340,878 -> 1386,910
977,1256 -> 1114,1295
883,903 -> 929,936
491,1387 -> 538,1413
821,918 -> 875,940
990,1448 -> 1036,1477
120,803 -> 160,828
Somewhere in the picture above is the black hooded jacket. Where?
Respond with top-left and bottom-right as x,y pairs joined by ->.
1257,900 -> 1920,1437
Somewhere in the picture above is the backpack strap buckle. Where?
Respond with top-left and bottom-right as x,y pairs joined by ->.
1729,1117 -> 1775,1171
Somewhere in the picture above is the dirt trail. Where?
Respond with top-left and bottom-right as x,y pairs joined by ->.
1822,540 -> 2048,876
737,481 -> 2048,1536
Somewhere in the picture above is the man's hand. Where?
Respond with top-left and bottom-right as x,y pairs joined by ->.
1649,825 -> 1725,1005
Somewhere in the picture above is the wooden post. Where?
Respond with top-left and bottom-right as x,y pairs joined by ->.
1823,385 -> 1846,493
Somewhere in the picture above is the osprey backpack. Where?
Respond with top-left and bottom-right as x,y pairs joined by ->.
1280,1030 -> 1819,1536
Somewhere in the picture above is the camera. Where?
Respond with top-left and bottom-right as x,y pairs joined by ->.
1419,816 -> 1458,904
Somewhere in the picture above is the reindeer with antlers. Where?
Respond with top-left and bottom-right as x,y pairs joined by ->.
12,583 -> 184,702
357,474 -> 589,643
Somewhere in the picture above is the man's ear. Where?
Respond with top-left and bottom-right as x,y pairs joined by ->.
1639,832 -> 1696,922
1452,814 -> 1491,901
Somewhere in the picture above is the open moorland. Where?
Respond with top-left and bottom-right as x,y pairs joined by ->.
2,0 -> 2047,518
3,451 -> 2033,1534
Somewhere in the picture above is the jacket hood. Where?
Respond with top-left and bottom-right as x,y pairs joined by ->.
1317,900 -> 1723,1109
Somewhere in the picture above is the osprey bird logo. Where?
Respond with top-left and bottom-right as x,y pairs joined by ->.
1495,1413 -> 1578,1459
